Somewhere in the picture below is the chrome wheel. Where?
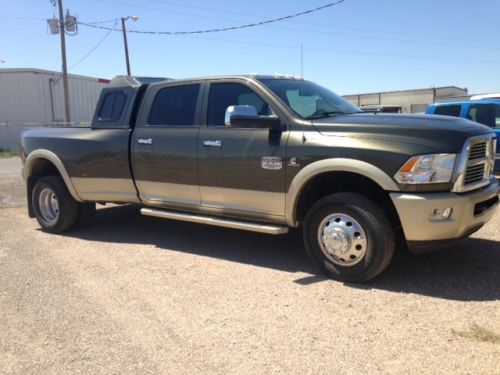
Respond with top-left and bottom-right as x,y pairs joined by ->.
317,213 -> 367,267
38,187 -> 60,224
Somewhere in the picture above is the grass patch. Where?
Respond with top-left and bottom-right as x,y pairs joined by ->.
452,324 -> 500,344
0,150 -> 18,158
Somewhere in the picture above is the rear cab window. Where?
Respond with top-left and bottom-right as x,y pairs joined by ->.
97,90 -> 127,122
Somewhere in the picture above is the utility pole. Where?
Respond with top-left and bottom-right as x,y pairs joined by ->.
121,17 -> 131,76
57,0 -> 71,125
121,16 -> 138,76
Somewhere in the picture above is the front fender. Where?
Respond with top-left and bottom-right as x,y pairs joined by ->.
285,158 -> 400,226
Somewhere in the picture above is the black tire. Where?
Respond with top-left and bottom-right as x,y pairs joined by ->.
32,176 -> 79,233
303,193 -> 395,283
77,202 -> 96,227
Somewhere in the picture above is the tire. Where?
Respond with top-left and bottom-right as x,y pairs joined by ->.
77,202 -> 96,227
32,176 -> 79,233
303,193 -> 395,283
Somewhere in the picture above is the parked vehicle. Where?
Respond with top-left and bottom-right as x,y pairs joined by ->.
469,93 -> 500,101
21,75 -> 499,282
426,100 -> 500,172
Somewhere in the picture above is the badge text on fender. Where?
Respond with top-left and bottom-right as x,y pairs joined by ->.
261,157 -> 282,170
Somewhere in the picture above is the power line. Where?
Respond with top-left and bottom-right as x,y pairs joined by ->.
78,0 -> 346,35
93,0 -> 500,46
69,21 -> 118,70
82,18 -> 118,25
179,33 -> 500,64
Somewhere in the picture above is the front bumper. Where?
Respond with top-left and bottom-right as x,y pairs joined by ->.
390,179 -> 499,244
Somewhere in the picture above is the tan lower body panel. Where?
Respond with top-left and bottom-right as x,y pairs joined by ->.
390,180 -> 498,241
200,186 -> 285,216
137,180 -> 285,217
136,180 -> 201,206
71,177 -> 140,203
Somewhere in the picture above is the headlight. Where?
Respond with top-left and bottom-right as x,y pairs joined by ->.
394,154 -> 457,184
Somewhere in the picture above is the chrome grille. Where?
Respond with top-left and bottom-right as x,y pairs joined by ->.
452,134 -> 495,193
468,142 -> 487,160
464,164 -> 485,184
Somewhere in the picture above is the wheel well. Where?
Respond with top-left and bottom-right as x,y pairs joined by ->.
26,158 -> 62,217
295,172 -> 402,230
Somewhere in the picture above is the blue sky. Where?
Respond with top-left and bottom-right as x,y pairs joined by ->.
2,0 -> 500,95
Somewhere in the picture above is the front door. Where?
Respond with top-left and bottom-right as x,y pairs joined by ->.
198,82 -> 288,221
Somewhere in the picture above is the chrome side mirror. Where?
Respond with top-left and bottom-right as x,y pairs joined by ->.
224,105 -> 258,126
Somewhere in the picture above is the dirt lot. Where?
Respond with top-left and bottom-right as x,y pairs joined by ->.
1,157 -> 499,374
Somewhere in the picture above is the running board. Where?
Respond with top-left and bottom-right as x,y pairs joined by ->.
140,208 -> 289,235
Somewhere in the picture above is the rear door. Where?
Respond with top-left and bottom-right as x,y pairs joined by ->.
132,82 -> 202,208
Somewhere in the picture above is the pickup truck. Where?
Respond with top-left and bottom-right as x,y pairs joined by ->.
426,100 -> 500,172
21,75 -> 499,282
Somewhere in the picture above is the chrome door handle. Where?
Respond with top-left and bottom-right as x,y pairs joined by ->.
137,138 -> 153,145
203,140 -> 222,147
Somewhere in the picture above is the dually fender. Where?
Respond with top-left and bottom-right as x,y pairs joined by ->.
285,158 -> 400,227
24,149 -> 82,202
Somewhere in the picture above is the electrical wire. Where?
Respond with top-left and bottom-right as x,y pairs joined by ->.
81,18 -> 118,25
95,0 -> 500,46
68,21 -> 118,70
179,33 -> 500,64
78,0 -> 346,35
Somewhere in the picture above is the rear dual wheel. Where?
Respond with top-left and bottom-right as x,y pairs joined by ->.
32,176 -> 95,233
303,193 -> 395,283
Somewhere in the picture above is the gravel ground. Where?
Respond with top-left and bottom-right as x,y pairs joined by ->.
0,157 -> 499,374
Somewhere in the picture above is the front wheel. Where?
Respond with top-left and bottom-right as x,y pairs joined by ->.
303,193 -> 395,283
32,176 -> 79,233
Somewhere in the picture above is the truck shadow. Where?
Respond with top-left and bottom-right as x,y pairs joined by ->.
67,205 -> 500,302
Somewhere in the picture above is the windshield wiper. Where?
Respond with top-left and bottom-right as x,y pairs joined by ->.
305,110 -> 345,119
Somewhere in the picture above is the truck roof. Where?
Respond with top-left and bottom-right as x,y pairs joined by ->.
108,74 -> 304,88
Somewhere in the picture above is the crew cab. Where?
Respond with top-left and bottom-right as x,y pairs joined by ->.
21,75 -> 499,282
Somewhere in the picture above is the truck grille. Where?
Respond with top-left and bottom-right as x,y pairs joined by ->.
464,164 -> 485,184
468,141 -> 487,160
452,135 -> 496,193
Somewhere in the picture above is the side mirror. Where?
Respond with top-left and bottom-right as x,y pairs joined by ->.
225,105 -> 282,131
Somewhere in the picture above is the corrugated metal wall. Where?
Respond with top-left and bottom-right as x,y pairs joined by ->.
0,69 -> 108,150
343,87 -> 469,113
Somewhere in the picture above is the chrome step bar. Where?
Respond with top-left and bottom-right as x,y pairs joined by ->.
140,208 -> 289,235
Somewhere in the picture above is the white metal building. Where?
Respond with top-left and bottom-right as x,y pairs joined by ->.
0,68 -> 109,150
343,86 -> 470,114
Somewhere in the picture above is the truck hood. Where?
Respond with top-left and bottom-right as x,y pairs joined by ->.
311,113 -> 494,153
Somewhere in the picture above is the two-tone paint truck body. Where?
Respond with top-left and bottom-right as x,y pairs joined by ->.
21,75 -> 498,282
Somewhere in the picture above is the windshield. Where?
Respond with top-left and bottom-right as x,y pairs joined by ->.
259,79 -> 360,119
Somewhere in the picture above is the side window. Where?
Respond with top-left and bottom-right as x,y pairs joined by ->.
149,84 -> 200,126
434,105 -> 461,117
207,83 -> 270,126
98,91 -> 127,121
467,104 -> 498,128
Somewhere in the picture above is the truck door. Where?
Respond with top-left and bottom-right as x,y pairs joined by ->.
131,83 -> 202,208
197,81 -> 288,221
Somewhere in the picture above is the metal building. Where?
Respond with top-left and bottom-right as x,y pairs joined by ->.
343,86 -> 469,114
0,68 -> 109,150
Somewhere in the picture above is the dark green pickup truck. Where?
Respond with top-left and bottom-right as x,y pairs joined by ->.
21,75 -> 498,282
